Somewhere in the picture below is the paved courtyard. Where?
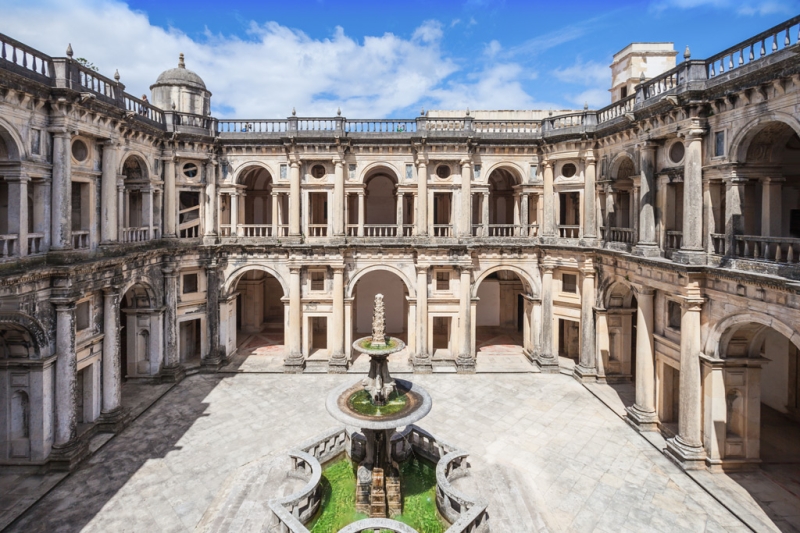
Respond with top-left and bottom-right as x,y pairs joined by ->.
5,370 -> 779,532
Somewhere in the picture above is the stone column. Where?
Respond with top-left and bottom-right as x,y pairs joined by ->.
144,188 -> 154,238
285,266 -> 304,372
101,288 -> 122,416
460,160 -> 472,237
574,261 -> 597,382
542,161 -> 555,237
760,177 -> 783,237
203,260 -> 222,367
583,156 -> 597,240
50,131 -> 72,250
161,264 -> 182,381
626,287 -> 659,430
666,295 -> 707,469
271,192 -> 279,236
417,161 -> 428,236
230,191 -> 239,236
6,174 -> 29,257
520,193 -> 529,237
289,162 -> 301,236
513,192 -> 521,235
396,191 -> 404,235
413,266 -> 431,372
357,191 -> 365,237
101,141 -> 119,242
482,192 -> 490,236
329,266 -> 347,372
456,266 -> 474,373
537,260 -> 559,372
117,184 -> 125,234
725,174 -> 747,256
334,160 -> 345,236
53,302 -> 77,447
634,142 -> 658,255
204,161 -> 217,240
163,156 -> 176,237
632,185 -> 640,244
677,128 -> 705,262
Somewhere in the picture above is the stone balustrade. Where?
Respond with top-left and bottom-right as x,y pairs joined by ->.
473,119 -> 541,133
72,230 -> 89,249
345,119 -> 418,133
267,450 -> 323,533
602,226 -> 635,244
363,224 -> 397,237
0,34 -> 53,82
217,119 -> 289,133
597,94 -> 635,123
435,451 -> 489,533
27,233 -> 44,255
558,225 -> 580,238
710,233 -> 726,255
307,224 -> 328,237
666,230 -> 683,251
0,234 -> 18,259
121,226 -> 152,243
733,235 -> 800,264
433,225 -> 453,237
123,93 -> 165,125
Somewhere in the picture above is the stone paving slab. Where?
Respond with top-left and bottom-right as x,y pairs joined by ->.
5,372 -> 760,533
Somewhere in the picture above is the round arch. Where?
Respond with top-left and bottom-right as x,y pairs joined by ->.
358,162 -> 401,185
598,277 -> 637,309
705,311 -> 800,358
118,150 -> 152,178
222,264 -> 288,298
121,153 -> 150,181
346,265 -> 415,299
232,161 -> 276,186
0,117 -> 24,160
729,111 -> 800,163
481,162 -> 525,185
119,279 -> 159,308
0,313 -> 48,357
608,151 -> 637,180
472,265 -> 536,298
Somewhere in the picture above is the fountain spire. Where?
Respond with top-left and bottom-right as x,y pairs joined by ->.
371,294 -> 387,347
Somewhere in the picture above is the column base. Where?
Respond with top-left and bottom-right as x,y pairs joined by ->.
455,355 -> 476,374
579,237 -> 599,247
665,435 -> 707,470
160,364 -> 186,383
49,439 -> 90,471
283,354 -> 305,373
202,235 -> 219,245
411,353 -> 433,374
625,404 -> 660,432
201,353 -> 224,371
535,353 -> 560,373
572,364 -> 597,382
672,249 -> 707,265
632,243 -> 662,257
328,355 -> 349,373
95,407 -> 131,433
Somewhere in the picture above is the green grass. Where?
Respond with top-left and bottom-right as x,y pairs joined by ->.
395,456 -> 448,533
357,338 -> 400,350
348,389 -> 408,417
307,459 -> 367,533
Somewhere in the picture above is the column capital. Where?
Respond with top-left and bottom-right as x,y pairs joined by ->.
540,260 -> 556,273
760,176 -> 786,184
52,300 -> 76,311
333,159 -> 344,167
633,285 -> 655,297
638,140 -> 659,152
681,296 -> 705,312
289,266 -> 302,274
415,158 -> 428,168
583,154 -> 597,165
289,161 -> 300,169
542,160 -> 554,169
460,158 -> 472,168
416,265 -> 429,274
161,265 -> 179,277
331,265 -> 346,273
684,127 -> 706,141
102,285 -> 122,296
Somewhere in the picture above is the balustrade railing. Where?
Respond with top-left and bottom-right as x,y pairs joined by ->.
710,233 -> 726,255
123,93 -> 165,124
363,224 -> 397,237
433,224 -> 452,237
706,15 -> 800,79
666,230 -> 683,250
121,226 -> 150,243
426,119 -> 465,131
298,118 -> 337,131
558,225 -> 580,238
173,111 -> 213,129
597,94 -> 635,124
527,223 -> 539,237
0,34 -> 53,82
27,233 -> 44,255
72,230 -> 89,249
733,235 -> 800,264
602,226 -> 634,244
219,224 -> 232,237
307,224 -> 328,237
76,64 -> 117,103
639,66 -> 681,101
402,224 -> 414,237
179,225 -> 199,239
217,119 -> 288,133
345,120 -> 417,133
0,235 -> 18,258
473,120 -> 541,133
488,224 -> 518,237
544,113 -> 585,130
346,225 -> 358,237
241,224 -> 273,237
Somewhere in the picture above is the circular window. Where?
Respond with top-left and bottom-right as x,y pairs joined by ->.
311,164 -> 326,179
561,163 -> 577,178
669,141 -> 685,164
436,164 -> 451,179
183,162 -> 199,178
71,139 -> 88,162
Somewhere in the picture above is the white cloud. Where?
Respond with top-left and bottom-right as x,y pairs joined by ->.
483,40 -> 502,58
552,61 -> 608,86
651,0 -> 796,14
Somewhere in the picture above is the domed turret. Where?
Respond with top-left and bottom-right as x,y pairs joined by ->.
150,53 -> 211,115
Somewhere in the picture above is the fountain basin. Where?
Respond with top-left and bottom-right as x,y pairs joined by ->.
327,379 -> 432,430
352,336 -> 405,356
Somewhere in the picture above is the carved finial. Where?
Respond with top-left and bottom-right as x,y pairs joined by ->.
292,107 -> 296,116
420,107 -> 425,116
465,107 -> 470,116
684,45 -> 691,60
584,102 -> 589,110
548,109 -> 553,116
114,69 -> 120,81
640,71 -> 646,82
337,107 -> 341,116
178,53 -> 185,68
66,43 -> 73,58
171,102 -> 176,110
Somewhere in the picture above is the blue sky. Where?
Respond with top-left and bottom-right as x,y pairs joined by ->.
1,0 -> 797,118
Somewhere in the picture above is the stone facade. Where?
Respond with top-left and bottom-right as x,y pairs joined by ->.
0,17 -> 799,474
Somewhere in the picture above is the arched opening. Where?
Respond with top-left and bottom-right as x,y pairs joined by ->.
121,155 -> 157,242
486,169 -> 517,236
351,269 -> 409,364
602,156 -> 636,245
363,173 -> 397,237
475,270 -> 526,358
731,121 -> 800,263
120,283 -> 161,377
0,324 -> 37,459
716,321 -> 800,466
0,129 -> 32,257
230,269 -> 286,364
228,166 -> 286,237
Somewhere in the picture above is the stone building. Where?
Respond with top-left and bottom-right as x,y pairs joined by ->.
0,16 -> 799,475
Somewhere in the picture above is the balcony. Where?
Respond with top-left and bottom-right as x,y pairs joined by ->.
0,234 -> 18,258
666,231 -> 683,251
72,231 -> 89,250
732,235 -> 800,265
558,225 -> 580,239
433,225 -> 453,237
601,226 -> 635,244
121,227 -> 158,243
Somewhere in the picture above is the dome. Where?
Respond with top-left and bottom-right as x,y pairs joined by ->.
150,53 -> 207,91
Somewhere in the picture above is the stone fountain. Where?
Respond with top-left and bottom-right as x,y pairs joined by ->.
327,293 -> 432,518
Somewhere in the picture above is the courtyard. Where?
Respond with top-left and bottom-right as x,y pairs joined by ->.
4,367 -> 798,532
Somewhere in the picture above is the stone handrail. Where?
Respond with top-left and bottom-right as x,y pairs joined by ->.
426,118 -> 466,132
597,94 -> 635,124
27,233 -> 44,255
487,224 -> 518,237
267,450 -> 323,533
72,230 -> 89,249
308,224 -> 328,237
733,235 -> 800,264
299,426 -> 348,465
171,111 -> 215,130
666,230 -> 683,250
337,519 -> 420,533
123,93 -> 165,125
298,118 -> 339,131
558,225 -> 580,238
710,232 -> 726,255
363,224 -> 398,237
0,234 -> 18,258
543,112 -> 586,131
433,224 -> 453,237
706,15 -> 800,79
121,226 -> 151,243
473,120 -> 541,134
217,119 -> 289,133
436,451 -> 489,533
0,33 -> 53,83
402,224 -> 414,237
602,226 -> 634,244
345,119 -> 418,133
240,224 -> 273,237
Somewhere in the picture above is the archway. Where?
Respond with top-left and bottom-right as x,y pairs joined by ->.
350,269 -> 409,364
602,156 -> 636,245
121,155 -> 153,242
230,165 -> 285,237
487,169 -> 517,235
596,280 -> 638,413
0,323 -> 39,460
120,283 -> 161,377
362,173 -> 398,236
475,269 -> 526,359
229,268 -> 286,364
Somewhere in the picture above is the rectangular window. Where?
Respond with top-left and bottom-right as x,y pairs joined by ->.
183,273 -> 198,294
714,131 -> 725,157
349,164 -> 357,180
529,164 -> 537,181
405,164 -> 413,181
179,192 -> 200,238
562,274 -> 577,294
620,86 -> 628,99
310,271 -> 325,291
436,271 -> 449,291
473,165 -> 481,180
76,300 -> 91,331
280,164 -> 288,180
668,300 -> 682,330
31,129 -> 41,155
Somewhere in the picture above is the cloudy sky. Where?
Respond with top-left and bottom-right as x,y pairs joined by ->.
1,0 -> 796,118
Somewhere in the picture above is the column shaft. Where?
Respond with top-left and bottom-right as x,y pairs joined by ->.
163,267 -> 179,369
637,144 -> 657,246
682,132 -> 704,251
357,192 -> 365,237
102,290 -> 121,413
285,267 -> 303,370
334,161 -> 345,235
330,267 -> 346,368
164,157 -> 176,237
543,162 -> 555,236
537,262 -> 558,371
54,303 -> 77,446
482,192 -> 490,236
583,157 -> 597,239
230,192 -> 239,236
50,132 -> 72,250
414,266 -> 431,371
520,193 -> 529,236
289,162 -> 300,236
271,192 -> 279,236
417,163 -> 428,235
101,142 -> 119,242
460,161 -> 472,237
204,162 -> 217,238
456,267 -> 474,372
627,289 -> 659,429
760,178 -> 783,237
574,265 -> 597,381
396,191 -> 404,234
7,177 -> 28,256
